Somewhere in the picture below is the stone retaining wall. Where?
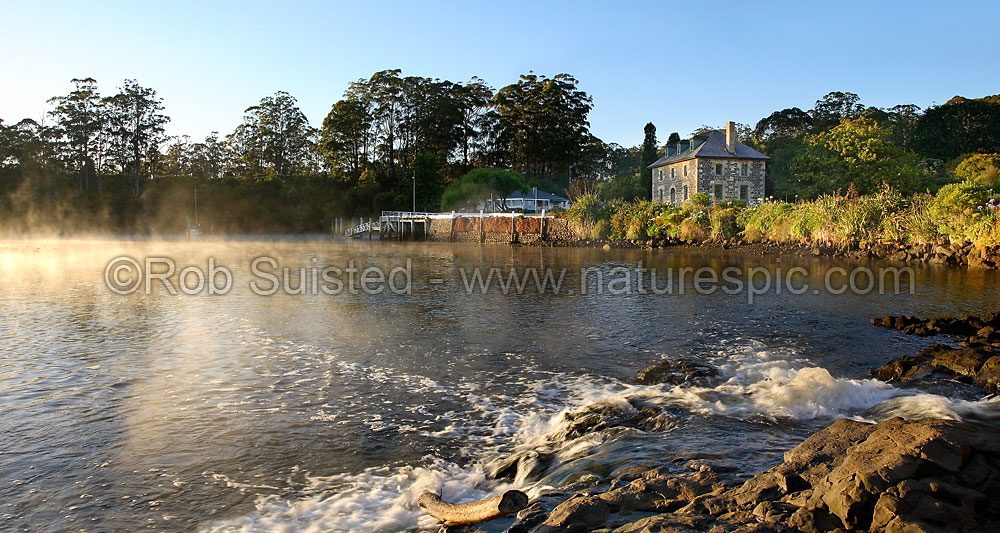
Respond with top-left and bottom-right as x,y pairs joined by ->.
424,215 -> 568,244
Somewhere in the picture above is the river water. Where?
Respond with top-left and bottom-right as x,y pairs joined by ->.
2,238 -> 999,532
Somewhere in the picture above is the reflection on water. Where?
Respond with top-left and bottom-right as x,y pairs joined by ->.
1,239 -> 999,532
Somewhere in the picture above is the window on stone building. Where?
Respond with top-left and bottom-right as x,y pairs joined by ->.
715,163 -> 723,175
741,163 -> 748,177
683,185 -> 689,200
684,165 -> 688,176
658,188 -> 662,202
739,184 -> 749,201
713,183 -> 723,200
670,188 -> 676,204
671,168 -> 675,179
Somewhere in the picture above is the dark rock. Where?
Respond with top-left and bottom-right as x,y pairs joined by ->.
924,345 -> 992,377
976,356 -> 1000,395
537,494 -> 610,532
530,418 -> 1000,533
609,512 -> 711,533
636,358 -> 719,387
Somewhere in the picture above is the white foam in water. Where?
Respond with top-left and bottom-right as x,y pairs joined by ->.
203,458 -> 516,533
202,335 -> 1000,532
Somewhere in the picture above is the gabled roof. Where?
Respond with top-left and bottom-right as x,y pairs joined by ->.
647,130 -> 770,168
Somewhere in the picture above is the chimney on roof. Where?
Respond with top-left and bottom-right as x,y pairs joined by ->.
726,121 -> 736,153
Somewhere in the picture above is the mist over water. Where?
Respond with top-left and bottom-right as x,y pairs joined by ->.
2,239 -> 1000,532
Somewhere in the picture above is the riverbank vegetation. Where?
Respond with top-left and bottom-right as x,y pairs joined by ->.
565,179 -> 1000,248
1,71 -> 998,235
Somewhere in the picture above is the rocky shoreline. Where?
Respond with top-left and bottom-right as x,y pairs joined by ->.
462,312 -> 1000,532
501,417 -> 1000,533
869,312 -> 1000,395
531,233 -> 1000,270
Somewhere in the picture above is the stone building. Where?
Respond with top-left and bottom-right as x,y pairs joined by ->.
648,122 -> 769,206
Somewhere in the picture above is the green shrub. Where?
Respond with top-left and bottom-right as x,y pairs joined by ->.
709,207 -> 741,239
738,202 -> 795,242
928,181 -> 993,241
955,153 -> 1000,188
648,206 -> 688,239
679,217 -> 708,242
609,200 -> 661,241
566,192 -> 602,223
590,219 -> 610,240
684,193 -> 712,217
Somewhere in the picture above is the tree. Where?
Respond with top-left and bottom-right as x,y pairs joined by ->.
885,104 -> 922,151
954,153 -> 1000,187
913,98 -> 1000,160
811,91 -> 864,131
754,108 -> 813,139
230,91 -> 315,176
454,78 -> 494,168
365,70 -> 406,180
318,98 -> 372,177
440,168 -> 528,210
411,152 -> 444,210
490,73 -> 595,186
666,132 -> 681,146
103,79 -> 170,197
639,122 -> 657,199
47,78 -> 105,191
790,115 -> 925,196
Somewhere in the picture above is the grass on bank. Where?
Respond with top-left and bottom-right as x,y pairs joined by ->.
564,180 -> 1000,248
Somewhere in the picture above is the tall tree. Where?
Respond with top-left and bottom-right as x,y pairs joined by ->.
103,79 -> 170,197
230,91 -> 315,176
913,97 -> 1000,160
639,122 -> 657,199
490,73 -> 594,186
811,91 -> 864,131
754,107 -> 813,139
47,77 -> 105,191
454,78 -> 493,168
790,115 -> 925,196
318,98 -> 373,178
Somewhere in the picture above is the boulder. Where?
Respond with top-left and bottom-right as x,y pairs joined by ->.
636,358 -> 720,386
536,494 -> 610,532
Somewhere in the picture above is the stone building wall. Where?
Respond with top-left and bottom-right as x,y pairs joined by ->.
697,159 -> 765,205
652,160 -> 697,206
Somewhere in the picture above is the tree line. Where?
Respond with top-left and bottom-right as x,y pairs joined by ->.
1,71 -> 627,233
612,91 -> 1000,204
2,72 -> 998,234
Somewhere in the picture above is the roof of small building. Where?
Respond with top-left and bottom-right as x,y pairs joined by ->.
647,130 -> 770,168
506,189 -> 570,202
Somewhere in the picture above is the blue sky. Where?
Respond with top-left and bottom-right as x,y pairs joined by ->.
2,0 -> 998,148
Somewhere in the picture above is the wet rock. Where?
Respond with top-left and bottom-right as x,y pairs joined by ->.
527,417 -> 1000,532
493,399 -> 675,483
535,494 -> 610,532
635,358 -> 719,386
976,356 -> 1000,395
870,311 -> 1000,393
609,512 -> 711,532
926,345 -> 992,377
491,450 -> 554,481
